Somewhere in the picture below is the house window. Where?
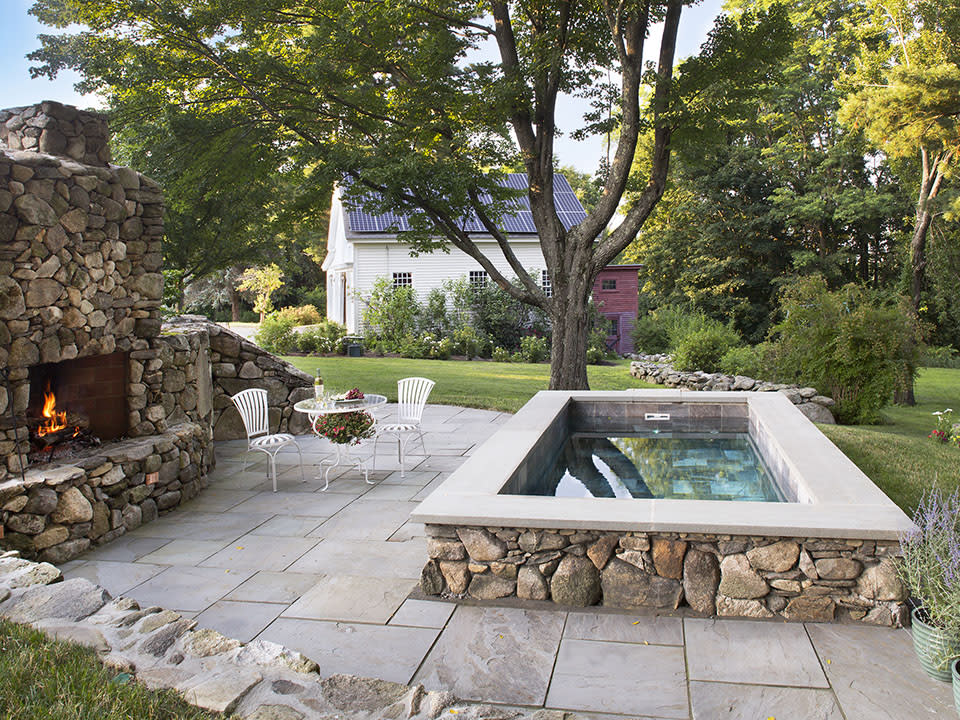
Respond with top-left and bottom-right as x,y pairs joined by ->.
541,270 -> 552,298
601,278 -> 617,291
607,315 -> 619,336
469,270 -> 488,288
392,272 -> 412,288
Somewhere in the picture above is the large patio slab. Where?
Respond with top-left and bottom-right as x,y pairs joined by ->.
413,605 -> 566,705
59,403 -> 954,719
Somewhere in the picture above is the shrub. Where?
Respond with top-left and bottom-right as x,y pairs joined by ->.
491,346 -> 512,363
421,288 -> 451,335
672,325 -> 741,372
518,335 -> 549,363
631,313 -> 670,354
451,325 -> 487,358
275,304 -> 323,325
362,277 -> 421,351
296,320 -> 347,355
255,314 -> 298,354
718,342 -> 779,378
770,275 -> 922,424
586,346 -> 607,365
921,345 -> 960,369
631,304 -> 736,357
397,334 -> 452,360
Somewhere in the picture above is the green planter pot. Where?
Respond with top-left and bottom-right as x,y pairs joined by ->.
953,659 -> 960,717
911,607 -> 957,682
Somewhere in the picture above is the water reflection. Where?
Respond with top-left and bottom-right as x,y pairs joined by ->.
516,433 -> 783,502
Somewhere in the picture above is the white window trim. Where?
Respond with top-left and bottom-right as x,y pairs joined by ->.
541,269 -> 552,298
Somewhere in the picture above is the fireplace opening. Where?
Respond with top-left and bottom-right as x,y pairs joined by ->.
27,352 -> 129,463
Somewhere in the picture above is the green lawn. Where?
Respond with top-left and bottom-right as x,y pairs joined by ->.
283,356 -> 660,413
0,619 -> 217,720
283,355 -> 959,514
820,367 -> 960,514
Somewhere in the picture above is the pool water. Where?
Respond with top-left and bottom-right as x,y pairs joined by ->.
505,431 -> 786,502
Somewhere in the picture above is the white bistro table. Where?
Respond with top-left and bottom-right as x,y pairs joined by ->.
294,394 -> 387,491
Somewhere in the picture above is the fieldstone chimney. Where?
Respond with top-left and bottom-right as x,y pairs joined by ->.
0,100 -> 110,166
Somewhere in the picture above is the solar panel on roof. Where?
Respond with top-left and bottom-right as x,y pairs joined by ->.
345,172 -> 586,235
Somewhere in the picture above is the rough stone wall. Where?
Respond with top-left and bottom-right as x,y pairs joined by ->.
629,357 -> 837,424
0,423 -> 211,564
0,114 -> 164,480
150,323 -> 214,431
0,102 -> 111,166
421,525 -> 908,626
165,317 -> 314,440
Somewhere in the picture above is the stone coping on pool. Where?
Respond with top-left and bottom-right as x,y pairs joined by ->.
411,390 -> 913,541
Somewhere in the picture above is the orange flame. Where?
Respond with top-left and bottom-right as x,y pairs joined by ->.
37,386 -> 68,437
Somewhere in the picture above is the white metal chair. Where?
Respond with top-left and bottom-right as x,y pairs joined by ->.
373,377 -> 435,477
231,388 -> 304,492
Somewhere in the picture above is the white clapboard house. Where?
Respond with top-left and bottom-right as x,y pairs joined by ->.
322,173 -> 587,333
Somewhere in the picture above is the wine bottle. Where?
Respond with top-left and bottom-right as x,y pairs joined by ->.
314,371 -> 324,401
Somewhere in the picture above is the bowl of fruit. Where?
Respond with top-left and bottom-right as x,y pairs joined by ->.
334,387 -> 365,407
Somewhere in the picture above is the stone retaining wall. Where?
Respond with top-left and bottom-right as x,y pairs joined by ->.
165,316 -> 314,440
0,551 -> 547,720
0,423 -> 211,564
421,525 -> 907,626
629,357 -> 837,424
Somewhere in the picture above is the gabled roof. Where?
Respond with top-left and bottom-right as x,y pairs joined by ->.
344,173 -> 587,235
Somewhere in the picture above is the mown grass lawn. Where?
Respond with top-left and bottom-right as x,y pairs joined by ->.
820,367 -> 960,514
0,619 -> 217,720
285,355 -> 959,514
283,355 -> 660,413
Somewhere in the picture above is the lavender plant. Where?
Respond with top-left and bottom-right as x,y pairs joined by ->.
899,485 -> 960,669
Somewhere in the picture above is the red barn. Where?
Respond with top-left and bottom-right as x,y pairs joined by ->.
591,264 -> 641,355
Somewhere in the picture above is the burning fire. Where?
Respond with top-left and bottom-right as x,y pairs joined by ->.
37,385 -> 69,437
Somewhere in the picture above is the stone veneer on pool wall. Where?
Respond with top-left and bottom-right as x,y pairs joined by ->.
421,526 -> 908,626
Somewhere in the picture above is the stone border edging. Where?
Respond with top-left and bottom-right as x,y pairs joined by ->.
629,356 -> 837,424
0,551 -> 575,720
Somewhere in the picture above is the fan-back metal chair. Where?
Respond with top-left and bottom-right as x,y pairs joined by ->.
231,388 -> 304,492
373,377 -> 435,477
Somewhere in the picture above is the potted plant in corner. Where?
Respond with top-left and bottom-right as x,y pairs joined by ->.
899,486 -> 960,684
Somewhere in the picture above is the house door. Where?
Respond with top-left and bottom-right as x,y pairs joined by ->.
605,314 -> 621,354
340,274 -> 347,325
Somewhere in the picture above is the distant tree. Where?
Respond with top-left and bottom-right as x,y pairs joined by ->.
238,264 -> 285,321
626,0 -> 910,339
111,109 -> 295,311
30,0 -> 789,389
840,0 -> 960,314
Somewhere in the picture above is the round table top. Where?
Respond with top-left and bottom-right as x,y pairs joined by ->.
294,394 -> 388,416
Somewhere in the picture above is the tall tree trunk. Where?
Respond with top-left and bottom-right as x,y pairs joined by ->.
909,209 -> 933,313
229,285 -> 241,322
549,292 -> 590,390
896,210 -> 931,407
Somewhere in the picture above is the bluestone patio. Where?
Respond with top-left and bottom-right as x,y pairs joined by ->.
60,405 -> 953,719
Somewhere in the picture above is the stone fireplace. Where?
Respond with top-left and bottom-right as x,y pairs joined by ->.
0,101 -> 312,564
0,101 -> 216,562
0,101 -> 167,473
